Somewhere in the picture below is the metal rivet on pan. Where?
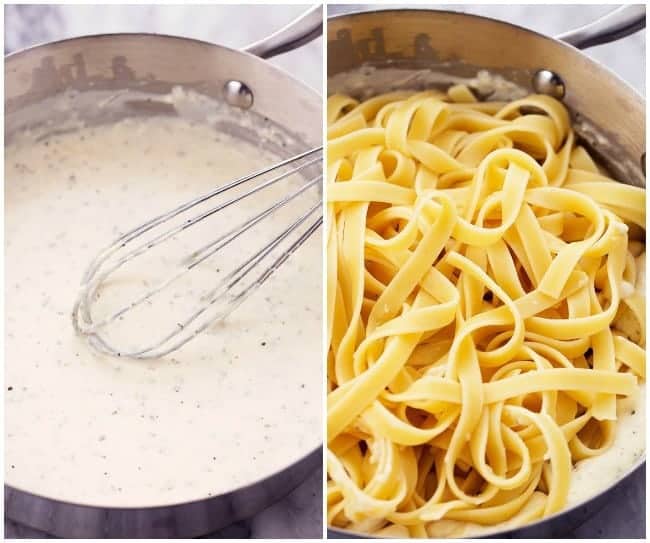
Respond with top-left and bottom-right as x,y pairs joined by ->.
223,80 -> 254,109
532,69 -> 566,100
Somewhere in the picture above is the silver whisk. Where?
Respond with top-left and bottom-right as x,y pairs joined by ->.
72,147 -> 322,359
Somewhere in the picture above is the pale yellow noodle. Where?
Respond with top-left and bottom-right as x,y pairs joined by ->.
326,88 -> 646,537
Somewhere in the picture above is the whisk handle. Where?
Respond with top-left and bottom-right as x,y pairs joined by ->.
243,5 -> 323,59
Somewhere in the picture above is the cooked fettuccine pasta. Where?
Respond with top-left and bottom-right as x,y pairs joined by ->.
326,87 -> 645,537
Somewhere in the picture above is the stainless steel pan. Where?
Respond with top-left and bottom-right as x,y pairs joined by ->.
328,5 -> 645,187
327,5 -> 645,539
5,7 -> 322,538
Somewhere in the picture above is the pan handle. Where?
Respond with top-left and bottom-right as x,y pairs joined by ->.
556,4 -> 645,50
243,5 -> 322,59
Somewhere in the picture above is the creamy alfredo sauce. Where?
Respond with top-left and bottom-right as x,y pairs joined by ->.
425,387 -> 645,538
6,116 -> 321,507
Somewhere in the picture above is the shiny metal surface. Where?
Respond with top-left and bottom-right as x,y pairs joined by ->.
327,7 -> 645,187
327,6 -> 645,539
6,34 -> 321,146
5,12 -> 322,539
223,79 -> 255,109
6,447 -> 321,538
244,5 -> 322,60
532,69 -> 565,99
557,4 -> 646,49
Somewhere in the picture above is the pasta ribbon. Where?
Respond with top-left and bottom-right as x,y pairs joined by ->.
327,88 -> 646,537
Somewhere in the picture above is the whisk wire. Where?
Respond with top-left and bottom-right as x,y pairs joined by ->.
81,154 -> 321,296
74,146 -> 323,359
81,176 -> 320,335
99,146 -> 320,251
86,207 -> 321,359
187,176 -> 321,269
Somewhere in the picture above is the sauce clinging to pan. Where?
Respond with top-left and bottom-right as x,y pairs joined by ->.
5,116 -> 322,506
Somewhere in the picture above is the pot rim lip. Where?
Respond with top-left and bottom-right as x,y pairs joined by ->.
5,31 -> 323,101
325,7 -> 645,104
327,456 -> 646,538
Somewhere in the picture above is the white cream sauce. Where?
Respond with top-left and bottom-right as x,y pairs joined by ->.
567,386 -> 645,505
5,116 -> 322,507
426,387 -> 645,538
327,66 -> 528,102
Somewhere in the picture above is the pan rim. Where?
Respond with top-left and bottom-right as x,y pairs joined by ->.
5,31 -> 323,101
326,7 -> 645,104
